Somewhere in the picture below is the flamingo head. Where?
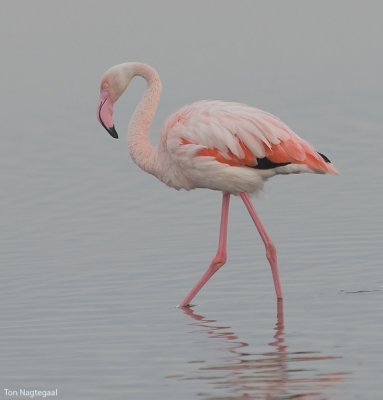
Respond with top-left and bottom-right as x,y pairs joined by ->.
97,64 -> 134,139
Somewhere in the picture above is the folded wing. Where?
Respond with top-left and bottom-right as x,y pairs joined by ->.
164,101 -> 337,174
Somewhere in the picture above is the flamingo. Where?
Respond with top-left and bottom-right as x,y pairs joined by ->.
97,62 -> 338,307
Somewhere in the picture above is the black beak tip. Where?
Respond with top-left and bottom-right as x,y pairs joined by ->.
107,125 -> 118,139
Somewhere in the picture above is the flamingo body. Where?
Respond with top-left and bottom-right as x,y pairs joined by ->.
97,62 -> 337,307
158,100 -> 337,193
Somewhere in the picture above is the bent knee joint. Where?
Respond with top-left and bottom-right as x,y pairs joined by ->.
212,254 -> 227,270
266,243 -> 277,261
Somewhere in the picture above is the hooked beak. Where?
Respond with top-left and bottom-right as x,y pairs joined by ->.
97,90 -> 118,139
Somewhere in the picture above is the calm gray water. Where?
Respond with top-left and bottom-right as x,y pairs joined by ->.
1,1 -> 383,399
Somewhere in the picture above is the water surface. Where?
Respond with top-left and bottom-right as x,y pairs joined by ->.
1,1 -> 383,399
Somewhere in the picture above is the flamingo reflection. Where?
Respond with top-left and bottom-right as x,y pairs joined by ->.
177,302 -> 348,399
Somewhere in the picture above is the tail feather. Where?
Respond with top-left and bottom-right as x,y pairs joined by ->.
317,152 -> 339,175
318,152 -> 331,163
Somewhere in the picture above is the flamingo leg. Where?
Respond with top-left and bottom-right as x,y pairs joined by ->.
179,192 -> 230,307
240,192 -> 283,300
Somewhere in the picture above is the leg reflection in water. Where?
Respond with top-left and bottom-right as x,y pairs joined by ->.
176,301 -> 348,399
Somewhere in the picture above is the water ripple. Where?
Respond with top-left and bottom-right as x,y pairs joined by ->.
167,302 -> 350,399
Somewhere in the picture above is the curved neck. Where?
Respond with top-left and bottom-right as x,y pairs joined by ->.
127,63 -> 162,175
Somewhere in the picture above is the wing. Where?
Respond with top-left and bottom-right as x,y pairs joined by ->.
163,101 -> 337,174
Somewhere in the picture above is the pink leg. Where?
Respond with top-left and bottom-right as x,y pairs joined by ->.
179,192 -> 230,307
240,192 -> 283,300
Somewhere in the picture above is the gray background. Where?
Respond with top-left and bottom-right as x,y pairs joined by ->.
1,1 -> 382,399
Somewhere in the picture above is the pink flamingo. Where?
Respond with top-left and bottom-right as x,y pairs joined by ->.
97,62 -> 338,307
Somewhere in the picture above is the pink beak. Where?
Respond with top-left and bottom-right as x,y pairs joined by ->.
97,90 -> 118,138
